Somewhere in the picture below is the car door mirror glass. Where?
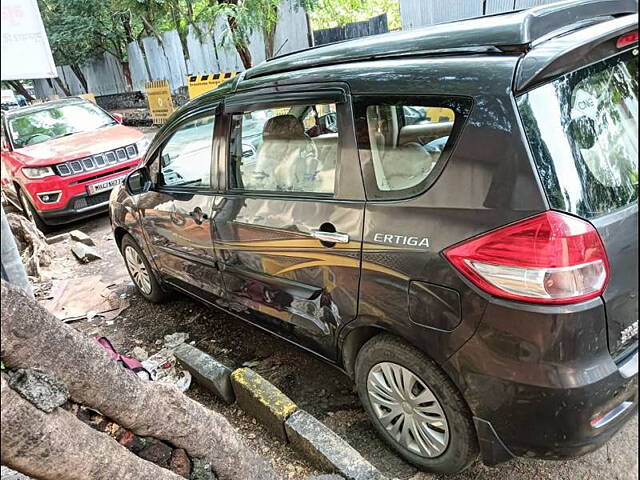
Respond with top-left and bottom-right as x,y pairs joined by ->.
126,168 -> 151,195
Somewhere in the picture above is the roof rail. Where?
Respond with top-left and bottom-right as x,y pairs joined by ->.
244,0 -> 637,81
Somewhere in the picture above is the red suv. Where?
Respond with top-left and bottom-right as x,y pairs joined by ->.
1,98 -> 149,230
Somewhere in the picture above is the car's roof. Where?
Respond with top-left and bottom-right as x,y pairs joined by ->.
2,97 -> 89,119
243,0 -> 637,81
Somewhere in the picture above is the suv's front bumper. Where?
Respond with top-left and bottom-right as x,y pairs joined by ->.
38,190 -> 113,225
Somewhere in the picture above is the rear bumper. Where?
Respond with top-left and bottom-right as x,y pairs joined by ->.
473,348 -> 638,465
446,297 -> 638,465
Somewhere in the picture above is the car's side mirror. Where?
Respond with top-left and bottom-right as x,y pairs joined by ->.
161,153 -> 172,168
125,168 -> 152,195
112,113 -> 124,124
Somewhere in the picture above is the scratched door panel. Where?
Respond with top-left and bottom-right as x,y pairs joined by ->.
213,195 -> 364,358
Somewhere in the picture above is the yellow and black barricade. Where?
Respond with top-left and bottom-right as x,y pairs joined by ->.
187,72 -> 240,99
145,79 -> 174,125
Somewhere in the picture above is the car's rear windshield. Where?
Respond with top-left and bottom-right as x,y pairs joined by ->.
7,102 -> 116,149
517,49 -> 638,219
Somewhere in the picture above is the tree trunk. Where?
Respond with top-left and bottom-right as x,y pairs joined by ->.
70,64 -> 89,93
0,280 -> 279,480
53,76 -> 71,97
7,81 -> 34,102
218,0 -> 252,69
1,375 -> 183,480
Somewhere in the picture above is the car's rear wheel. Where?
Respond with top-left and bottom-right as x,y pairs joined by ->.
19,189 -> 50,233
121,233 -> 167,303
355,334 -> 478,474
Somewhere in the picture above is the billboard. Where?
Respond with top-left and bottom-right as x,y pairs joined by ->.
1,0 -> 57,80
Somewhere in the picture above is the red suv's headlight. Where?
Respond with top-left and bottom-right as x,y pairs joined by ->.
443,211 -> 609,305
22,166 -> 55,179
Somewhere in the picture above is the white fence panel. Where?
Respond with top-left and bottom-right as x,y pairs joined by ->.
401,0 -> 572,29
274,0 -> 310,56
58,66 -> 84,95
81,52 -> 127,95
485,0 -> 517,14
127,41 -> 150,92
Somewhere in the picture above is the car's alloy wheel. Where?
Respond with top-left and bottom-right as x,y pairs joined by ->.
367,362 -> 449,458
124,245 -> 152,295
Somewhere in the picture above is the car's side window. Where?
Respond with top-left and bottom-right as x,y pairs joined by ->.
229,103 -> 339,195
362,103 -> 455,192
156,115 -> 215,189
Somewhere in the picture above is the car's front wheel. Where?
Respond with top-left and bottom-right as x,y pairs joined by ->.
120,233 -> 167,303
19,189 -> 50,232
355,334 -> 478,474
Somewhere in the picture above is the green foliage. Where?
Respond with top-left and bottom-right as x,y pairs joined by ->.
39,0 -> 403,70
307,0 -> 401,30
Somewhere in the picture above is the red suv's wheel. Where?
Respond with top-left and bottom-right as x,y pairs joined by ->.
19,189 -> 50,233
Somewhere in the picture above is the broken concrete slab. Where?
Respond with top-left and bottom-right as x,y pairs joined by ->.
71,242 -> 101,263
46,232 -> 70,244
230,368 -> 297,441
285,409 -> 385,480
164,332 -> 189,348
69,230 -> 95,246
173,343 -> 234,404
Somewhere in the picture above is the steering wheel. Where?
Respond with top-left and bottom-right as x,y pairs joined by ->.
22,133 -> 52,145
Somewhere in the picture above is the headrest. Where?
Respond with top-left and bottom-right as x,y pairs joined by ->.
263,114 -> 306,140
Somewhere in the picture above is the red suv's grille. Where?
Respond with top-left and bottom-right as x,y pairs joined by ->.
55,144 -> 138,176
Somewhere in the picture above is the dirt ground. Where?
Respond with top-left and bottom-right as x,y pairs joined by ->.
13,206 -> 634,480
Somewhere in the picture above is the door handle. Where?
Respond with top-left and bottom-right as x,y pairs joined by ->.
189,207 -> 208,225
310,230 -> 349,244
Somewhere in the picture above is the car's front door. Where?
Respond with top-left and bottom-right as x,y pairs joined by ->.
137,107 -> 224,299
213,87 -> 365,359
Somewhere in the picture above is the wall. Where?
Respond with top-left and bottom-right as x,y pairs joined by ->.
399,0 -> 565,30
313,13 -> 388,45
33,0 -> 309,100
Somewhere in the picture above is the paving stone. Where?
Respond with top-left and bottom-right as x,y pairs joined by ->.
71,242 -> 101,263
69,230 -> 95,246
174,343 -> 234,404
230,368 -> 297,441
285,409 -> 384,480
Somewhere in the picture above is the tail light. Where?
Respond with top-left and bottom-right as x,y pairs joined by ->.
443,211 -> 609,305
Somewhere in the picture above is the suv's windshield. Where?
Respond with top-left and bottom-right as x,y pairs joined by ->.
8,102 -> 117,149
518,49 -> 638,218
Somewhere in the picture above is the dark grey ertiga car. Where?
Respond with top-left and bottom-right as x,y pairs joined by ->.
110,0 -> 639,473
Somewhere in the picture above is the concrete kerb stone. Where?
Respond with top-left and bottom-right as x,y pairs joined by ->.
230,368 -> 297,441
285,409 -> 386,480
172,343 -> 234,404
169,344 -> 383,478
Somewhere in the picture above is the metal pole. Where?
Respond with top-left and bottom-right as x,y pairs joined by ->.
1,205 -> 33,297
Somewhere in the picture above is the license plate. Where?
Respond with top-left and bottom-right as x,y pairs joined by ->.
87,175 -> 126,195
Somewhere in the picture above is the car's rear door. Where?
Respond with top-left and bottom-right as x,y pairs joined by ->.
213,85 -> 365,359
136,105 -> 225,300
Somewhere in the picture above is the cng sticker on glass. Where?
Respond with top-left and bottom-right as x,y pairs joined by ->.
145,79 -> 174,125
187,72 -> 240,99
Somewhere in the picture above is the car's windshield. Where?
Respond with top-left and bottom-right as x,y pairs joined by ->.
518,49 -> 638,218
8,102 -> 116,149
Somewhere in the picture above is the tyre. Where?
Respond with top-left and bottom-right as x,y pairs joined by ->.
355,334 -> 478,474
19,188 -> 51,233
120,233 -> 167,303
